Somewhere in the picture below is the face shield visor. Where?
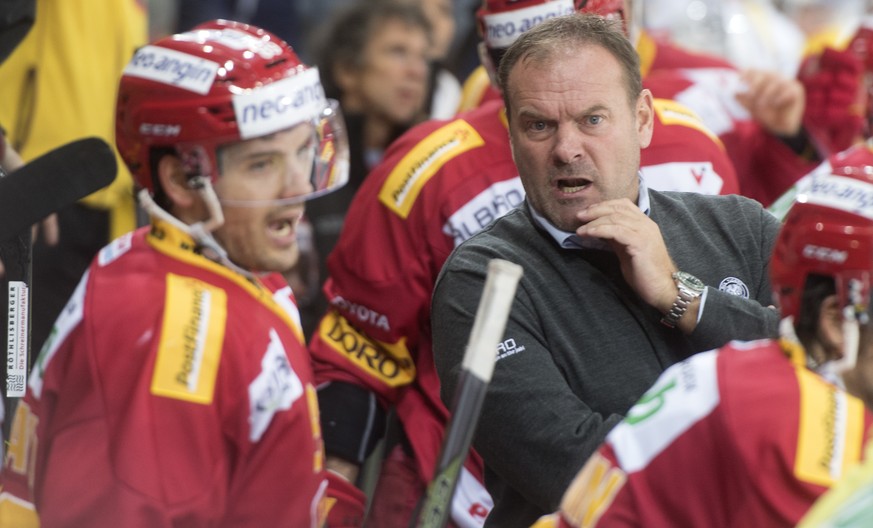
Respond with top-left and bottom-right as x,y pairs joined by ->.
216,98 -> 350,207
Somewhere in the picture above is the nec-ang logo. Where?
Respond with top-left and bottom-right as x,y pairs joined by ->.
806,175 -> 873,219
125,46 -> 220,95
234,68 -> 326,139
483,0 -> 575,48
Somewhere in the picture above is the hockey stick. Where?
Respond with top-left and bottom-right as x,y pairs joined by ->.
1,137 -> 116,406
413,258 -> 524,528
0,137 -> 117,241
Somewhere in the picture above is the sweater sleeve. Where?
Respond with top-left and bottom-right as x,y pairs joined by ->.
677,194 -> 781,350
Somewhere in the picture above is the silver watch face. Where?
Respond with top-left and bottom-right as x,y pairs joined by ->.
674,271 -> 705,293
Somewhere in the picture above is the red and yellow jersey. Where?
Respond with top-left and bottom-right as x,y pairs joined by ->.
555,341 -> 873,528
0,221 -> 329,527
639,32 -> 819,206
309,99 -> 515,528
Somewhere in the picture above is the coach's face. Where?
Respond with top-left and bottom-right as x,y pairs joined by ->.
506,44 -> 652,232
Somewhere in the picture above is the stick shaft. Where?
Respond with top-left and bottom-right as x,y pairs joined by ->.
414,259 -> 523,528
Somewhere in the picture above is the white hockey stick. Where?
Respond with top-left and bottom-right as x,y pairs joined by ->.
413,258 -> 524,528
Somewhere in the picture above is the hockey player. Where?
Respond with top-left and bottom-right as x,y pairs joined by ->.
538,144 -> 873,527
308,3 -> 743,528
0,20 -> 361,527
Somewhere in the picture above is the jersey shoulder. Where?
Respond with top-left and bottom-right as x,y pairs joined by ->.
375,100 -> 508,219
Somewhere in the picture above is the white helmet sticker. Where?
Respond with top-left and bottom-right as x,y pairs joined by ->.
482,0 -> 575,49
802,174 -> 873,221
233,67 -> 326,139
124,45 -> 220,95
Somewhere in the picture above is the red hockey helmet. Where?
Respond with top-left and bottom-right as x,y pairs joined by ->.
576,0 -> 625,18
476,0 -> 576,51
116,19 -> 348,203
771,142 -> 873,324
476,0 -> 628,58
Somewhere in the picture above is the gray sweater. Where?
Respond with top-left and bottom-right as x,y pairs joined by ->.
431,191 -> 780,527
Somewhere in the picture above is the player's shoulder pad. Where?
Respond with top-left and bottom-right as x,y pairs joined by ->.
652,98 -> 724,148
151,272 -> 228,405
379,118 -> 485,219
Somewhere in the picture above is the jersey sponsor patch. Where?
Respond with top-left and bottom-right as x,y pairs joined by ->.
379,119 -> 485,219
652,98 -> 722,147
151,273 -> 227,404
794,367 -> 866,486
248,328 -> 303,442
124,45 -> 220,95
330,295 -> 390,333
609,350 -> 720,473
97,232 -> 134,267
443,177 -> 525,247
317,311 -> 416,388
30,272 -> 89,399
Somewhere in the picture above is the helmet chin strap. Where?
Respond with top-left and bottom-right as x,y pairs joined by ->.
835,311 -> 861,373
137,177 -> 255,279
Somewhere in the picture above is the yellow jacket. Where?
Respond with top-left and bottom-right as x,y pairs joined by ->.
0,0 -> 147,239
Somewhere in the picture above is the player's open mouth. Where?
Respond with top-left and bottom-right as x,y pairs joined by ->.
557,178 -> 591,194
268,218 -> 294,238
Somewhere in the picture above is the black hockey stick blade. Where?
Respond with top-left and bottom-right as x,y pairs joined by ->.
0,136 -> 117,241
413,258 -> 523,528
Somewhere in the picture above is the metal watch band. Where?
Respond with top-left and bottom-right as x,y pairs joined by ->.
660,272 -> 704,328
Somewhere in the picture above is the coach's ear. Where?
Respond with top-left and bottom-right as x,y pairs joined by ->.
636,88 -> 654,150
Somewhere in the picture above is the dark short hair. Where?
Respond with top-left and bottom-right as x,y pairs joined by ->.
497,12 -> 643,116
311,0 -> 432,100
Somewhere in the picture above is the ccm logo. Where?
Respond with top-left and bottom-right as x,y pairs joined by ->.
802,244 -> 848,264
140,123 -> 181,136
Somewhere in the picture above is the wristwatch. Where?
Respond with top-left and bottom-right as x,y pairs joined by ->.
660,271 -> 705,328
